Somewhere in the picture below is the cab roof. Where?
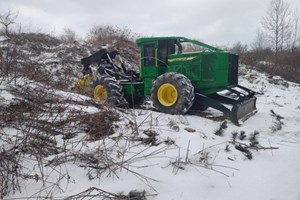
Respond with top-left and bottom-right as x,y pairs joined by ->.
136,36 -> 187,46
136,36 -> 223,52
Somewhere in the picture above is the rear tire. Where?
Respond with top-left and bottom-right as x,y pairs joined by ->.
91,75 -> 123,105
151,72 -> 194,114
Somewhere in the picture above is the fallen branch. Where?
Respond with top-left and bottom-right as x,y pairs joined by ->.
229,141 -> 279,150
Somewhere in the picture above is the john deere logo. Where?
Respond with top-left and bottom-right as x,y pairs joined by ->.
168,57 -> 196,62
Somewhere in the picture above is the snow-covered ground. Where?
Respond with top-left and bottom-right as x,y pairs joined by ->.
1,66 -> 300,200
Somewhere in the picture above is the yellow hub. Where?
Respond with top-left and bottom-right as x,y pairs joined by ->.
94,85 -> 108,101
76,74 -> 94,90
157,83 -> 178,107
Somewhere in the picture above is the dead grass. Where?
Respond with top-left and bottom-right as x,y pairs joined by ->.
79,110 -> 120,141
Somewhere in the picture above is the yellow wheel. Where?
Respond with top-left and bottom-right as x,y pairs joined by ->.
91,75 -> 123,105
157,83 -> 178,107
94,85 -> 108,101
151,72 -> 194,114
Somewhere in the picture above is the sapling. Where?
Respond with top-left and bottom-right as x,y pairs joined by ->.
214,121 -> 227,136
249,130 -> 260,148
239,131 -> 247,140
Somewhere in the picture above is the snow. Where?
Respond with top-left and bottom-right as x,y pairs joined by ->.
2,66 -> 300,200
0,35 -> 10,43
0,88 -> 15,104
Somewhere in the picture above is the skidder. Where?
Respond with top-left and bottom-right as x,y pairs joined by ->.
76,37 -> 257,125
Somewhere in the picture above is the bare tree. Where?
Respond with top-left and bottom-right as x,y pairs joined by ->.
251,30 -> 269,52
60,28 -> 77,44
0,10 -> 18,36
262,0 -> 291,58
0,10 -> 18,77
231,41 -> 248,55
290,9 -> 299,52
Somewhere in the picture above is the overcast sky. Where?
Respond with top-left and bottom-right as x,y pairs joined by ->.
0,0 -> 299,46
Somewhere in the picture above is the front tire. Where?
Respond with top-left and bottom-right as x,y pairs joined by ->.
151,72 -> 194,114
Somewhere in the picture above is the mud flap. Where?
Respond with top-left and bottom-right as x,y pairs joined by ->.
230,97 -> 257,126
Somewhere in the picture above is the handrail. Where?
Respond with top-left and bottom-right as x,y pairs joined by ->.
180,37 -> 223,52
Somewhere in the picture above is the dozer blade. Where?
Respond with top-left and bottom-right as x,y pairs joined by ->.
230,97 -> 257,126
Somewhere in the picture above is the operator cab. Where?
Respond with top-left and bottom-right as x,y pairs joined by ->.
142,39 -> 183,68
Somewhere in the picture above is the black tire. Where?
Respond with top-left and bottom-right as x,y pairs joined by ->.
91,75 -> 123,105
151,72 -> 194,114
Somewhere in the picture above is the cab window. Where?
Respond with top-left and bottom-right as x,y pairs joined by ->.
144,43 -> 155,66
158,40 -> 176,67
